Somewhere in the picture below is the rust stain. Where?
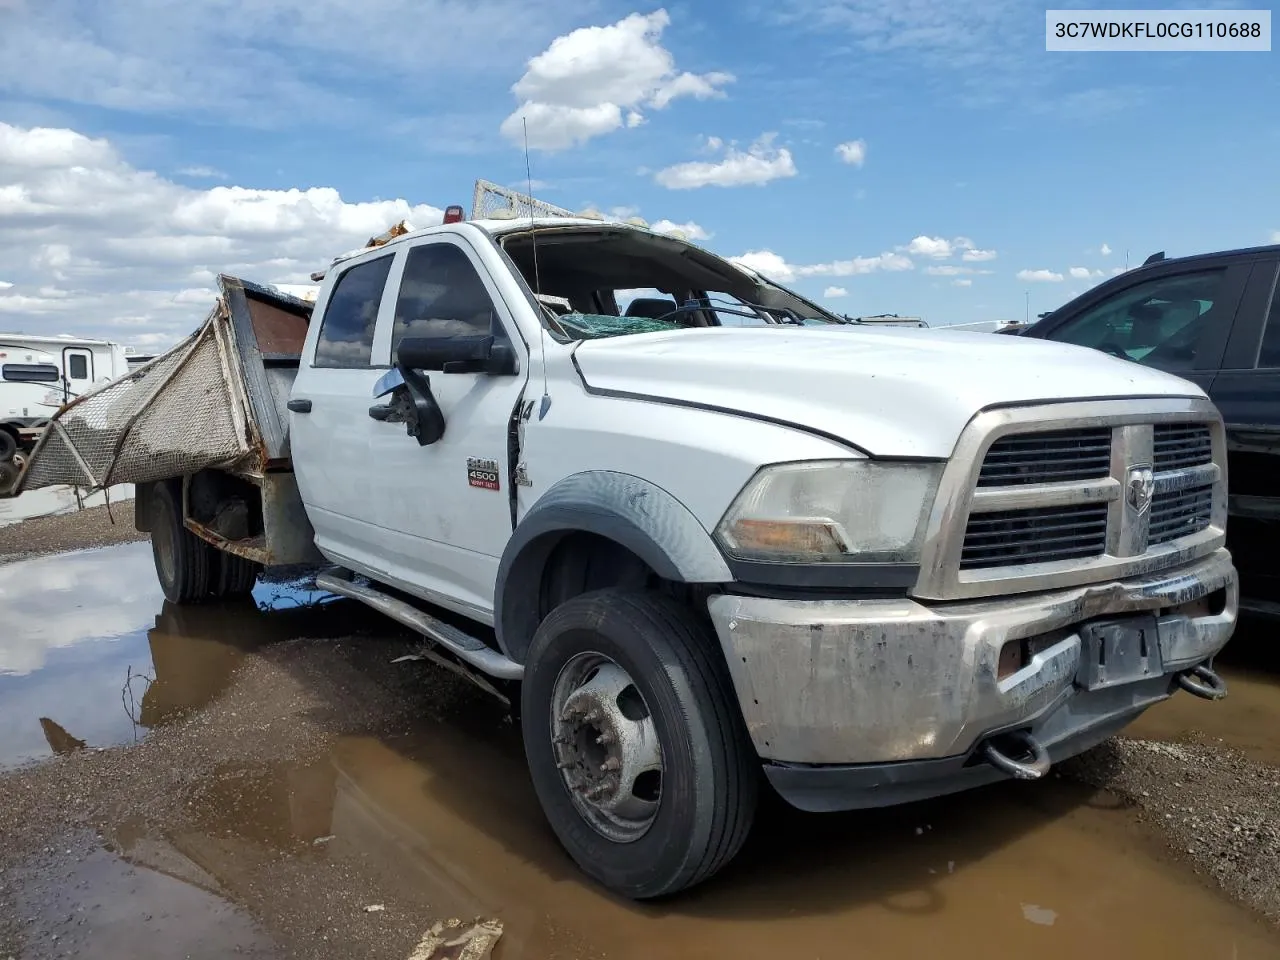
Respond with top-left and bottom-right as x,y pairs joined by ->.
365,220 -> 411,248
184,517 -> 273,564
247,298 -> 310,356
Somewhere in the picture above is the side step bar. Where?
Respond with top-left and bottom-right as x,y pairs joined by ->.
315,568 -> 524,681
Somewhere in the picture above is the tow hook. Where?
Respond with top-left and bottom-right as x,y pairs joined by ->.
981,729 -> 1051,780
1176,662 -> 1228,701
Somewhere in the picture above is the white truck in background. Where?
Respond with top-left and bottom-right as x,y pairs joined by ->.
0,333 -> 132,469
6,181 -> 1239,900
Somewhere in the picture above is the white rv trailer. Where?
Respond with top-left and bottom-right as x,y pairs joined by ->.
0,333 -> 132,460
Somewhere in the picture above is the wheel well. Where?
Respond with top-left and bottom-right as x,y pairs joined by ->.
501,530 -> 710,664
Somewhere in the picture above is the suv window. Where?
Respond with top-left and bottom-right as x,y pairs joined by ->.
1048,269 -> 1226,372
314,254 -> 394,368
391,243 -> 499,355
1257,276 -> 1280,368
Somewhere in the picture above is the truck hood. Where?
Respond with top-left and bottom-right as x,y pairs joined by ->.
571,326 -> 1206,459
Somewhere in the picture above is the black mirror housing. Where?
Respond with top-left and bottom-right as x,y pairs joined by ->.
395,335 -> 517,376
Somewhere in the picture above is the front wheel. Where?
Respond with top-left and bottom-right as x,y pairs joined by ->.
521,589 -> 757,899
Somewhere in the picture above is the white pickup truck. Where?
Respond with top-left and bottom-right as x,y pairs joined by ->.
10,188 -> 1238,900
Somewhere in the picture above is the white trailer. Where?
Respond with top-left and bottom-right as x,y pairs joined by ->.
0,333 -> 132,462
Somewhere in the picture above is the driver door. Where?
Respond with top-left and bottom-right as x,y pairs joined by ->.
361,234 -> 531,623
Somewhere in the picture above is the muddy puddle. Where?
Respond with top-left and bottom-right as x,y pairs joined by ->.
4,542 -> 1280,958
101,690 -> 1280,959
0,540 -> 373,770
1129,613 -> 1280,767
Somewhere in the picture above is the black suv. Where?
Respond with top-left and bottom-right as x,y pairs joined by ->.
1022,243 -> 1280,605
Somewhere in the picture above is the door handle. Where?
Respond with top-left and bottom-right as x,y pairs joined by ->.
368,403 -> 393,421
287,398 -> 312,413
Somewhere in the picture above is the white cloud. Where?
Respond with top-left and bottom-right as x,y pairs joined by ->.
0,280 -> 12,290
177,165 -> 227,180
650,219 -> 710,241
1069,266 -> 1105,279
655,132 -> 796,189
502,11 -> 733,151
1018,268 -> 1065,283
1269,231 -> 1280,244
0,121 -> 443,349
925,264 -> 991,277
824,286 -> 849,297
1100,242 -> 1113,256
953,278 -> 973,287
962,248 -> 997,262
904,235 -> 953,259
835,139 -> 867,166
730,249 -> 913,283
1111,266 -> 1127,275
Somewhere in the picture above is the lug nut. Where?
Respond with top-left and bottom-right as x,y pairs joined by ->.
601,757 -> 621,772
595,732 -> 614,745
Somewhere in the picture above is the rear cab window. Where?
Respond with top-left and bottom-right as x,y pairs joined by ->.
313,254 -> 394,368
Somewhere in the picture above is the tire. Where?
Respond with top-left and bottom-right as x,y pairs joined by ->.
150,481 -> 215,605
0,429 -> 16,463
211,552 -> 261,599
521,588 -> 757,899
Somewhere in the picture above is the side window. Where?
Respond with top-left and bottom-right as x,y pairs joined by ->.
1257,276 -> 1280,368
391,243 -> 500,356
68,354 -> 88,380
1048,269 -> 1226,372
314,254 -> 394,368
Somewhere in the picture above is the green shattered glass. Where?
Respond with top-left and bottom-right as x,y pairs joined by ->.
556,313 -> 682,340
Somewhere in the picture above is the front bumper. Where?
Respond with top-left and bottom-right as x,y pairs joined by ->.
707,549 -> 1237,799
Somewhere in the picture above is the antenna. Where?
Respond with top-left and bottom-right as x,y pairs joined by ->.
523,117 -> 552,421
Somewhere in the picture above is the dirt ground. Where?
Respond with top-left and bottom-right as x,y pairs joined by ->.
0,501 -> 142,564
1,507 -> 1279,959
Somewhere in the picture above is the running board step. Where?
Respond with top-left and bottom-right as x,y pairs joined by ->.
315,568 -> 523,681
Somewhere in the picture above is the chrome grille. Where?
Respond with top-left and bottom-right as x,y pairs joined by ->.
960,419 -> 1221,575
976,428 -> 1111,487
1150,482 -> 1214,545
1153,423 -> 1212,471
960,503 -> 1109,569
916,399 -> 1227,601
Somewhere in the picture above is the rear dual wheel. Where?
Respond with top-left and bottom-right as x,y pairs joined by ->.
150,481 -> 260,604
521,589 -> 758,900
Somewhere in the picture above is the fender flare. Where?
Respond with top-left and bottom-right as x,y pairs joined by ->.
494,470 -> 732,663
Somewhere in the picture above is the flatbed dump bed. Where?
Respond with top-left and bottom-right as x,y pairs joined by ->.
3,275 -> 321,566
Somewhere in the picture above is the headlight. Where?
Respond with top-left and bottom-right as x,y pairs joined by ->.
715,459 -> 943,563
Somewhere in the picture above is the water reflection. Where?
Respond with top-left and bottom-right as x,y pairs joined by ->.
0,541 -> 363,769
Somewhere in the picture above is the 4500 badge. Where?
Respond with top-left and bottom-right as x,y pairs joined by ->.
467,457 -> 501,491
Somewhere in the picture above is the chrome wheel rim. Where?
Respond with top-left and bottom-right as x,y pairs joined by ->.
549,651 -> 664,843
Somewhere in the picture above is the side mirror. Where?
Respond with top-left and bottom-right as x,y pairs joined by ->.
395,335 -> 517,376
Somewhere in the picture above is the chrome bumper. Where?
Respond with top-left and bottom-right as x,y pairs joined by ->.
707,548 -> 1238,765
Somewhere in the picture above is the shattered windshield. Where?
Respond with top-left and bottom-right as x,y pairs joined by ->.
497,226 -> 845,343
554,313 -> 684,340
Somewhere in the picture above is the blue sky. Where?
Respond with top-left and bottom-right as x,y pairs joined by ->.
0,0 -> 1276,347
